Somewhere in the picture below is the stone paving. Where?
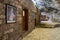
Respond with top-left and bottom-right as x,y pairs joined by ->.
22,27 -> 60,40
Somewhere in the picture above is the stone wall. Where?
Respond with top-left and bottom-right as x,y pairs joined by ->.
0,0 -> 37,40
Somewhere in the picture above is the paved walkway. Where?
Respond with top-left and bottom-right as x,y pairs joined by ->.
22,27 -> 60,40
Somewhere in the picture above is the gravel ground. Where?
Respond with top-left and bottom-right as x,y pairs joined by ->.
22,27 -> 60,40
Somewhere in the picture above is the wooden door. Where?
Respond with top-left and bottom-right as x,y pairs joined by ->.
22,9 -> 28,31
35,18 -> 36,26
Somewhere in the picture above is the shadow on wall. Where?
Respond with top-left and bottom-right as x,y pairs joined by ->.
54,24 -> 60,28
37,23 -> 60,28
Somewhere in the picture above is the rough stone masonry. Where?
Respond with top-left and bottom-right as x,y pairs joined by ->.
0,0 -> 40,40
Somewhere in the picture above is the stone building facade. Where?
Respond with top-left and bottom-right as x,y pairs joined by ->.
0,0 -> 39,40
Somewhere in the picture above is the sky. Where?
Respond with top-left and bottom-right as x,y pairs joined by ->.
32,0 -> 45,9
32,0 -> 60,22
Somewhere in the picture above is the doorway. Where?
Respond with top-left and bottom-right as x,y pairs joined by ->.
35,18 -> 36,26
22,8 -> 28,31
